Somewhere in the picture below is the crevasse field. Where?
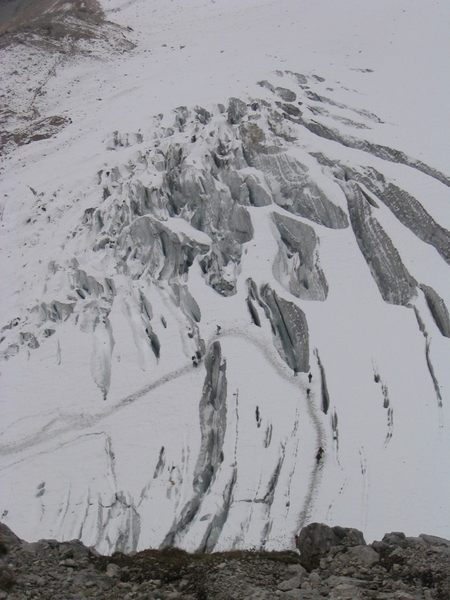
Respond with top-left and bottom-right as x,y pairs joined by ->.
0,0 -> 449,554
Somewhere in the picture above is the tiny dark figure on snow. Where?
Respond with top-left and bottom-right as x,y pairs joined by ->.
308,372 -> 312,383
306,388 -> 311,397
316,446 -> 324,463
216,324 -> 222,335
192,355 -> 199,367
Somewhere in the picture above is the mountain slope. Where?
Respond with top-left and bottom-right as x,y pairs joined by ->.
0,0 -> 449,554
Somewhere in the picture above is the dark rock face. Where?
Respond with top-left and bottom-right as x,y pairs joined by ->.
0,523 -> 21,548
296,523 -> 340,570
1,522 -> 449,599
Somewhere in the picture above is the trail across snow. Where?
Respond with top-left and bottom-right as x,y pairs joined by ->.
0,0 -> 449,552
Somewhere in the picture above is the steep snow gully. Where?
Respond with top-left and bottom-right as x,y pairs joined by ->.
1,0 -> 450,555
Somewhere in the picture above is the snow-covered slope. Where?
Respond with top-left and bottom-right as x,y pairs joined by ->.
0,0 -> 449,554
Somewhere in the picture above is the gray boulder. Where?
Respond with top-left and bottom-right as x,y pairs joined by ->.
0,523 -> 21,550
296,523 -> 366,570
336,545 -> 379,568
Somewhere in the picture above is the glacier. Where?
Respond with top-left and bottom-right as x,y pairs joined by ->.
0,0 -> 449,555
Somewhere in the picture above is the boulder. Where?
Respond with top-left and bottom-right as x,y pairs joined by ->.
332,526 -> 365,547
106,563 -> 121,578
277,570 -> 306,591
335,545 -> 379,568
296,523 -> 339,570
0,523 -> 21,548
281,592 -> 321,600
382,532 -> 406,546
419,533 -> 450,548
329,583 -> 364,600
296,523 -> 366,571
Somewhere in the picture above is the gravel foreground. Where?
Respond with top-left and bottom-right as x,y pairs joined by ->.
1,522 -> 449,599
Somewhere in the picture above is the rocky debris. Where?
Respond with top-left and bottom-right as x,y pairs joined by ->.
0,0 -> 133,155
0,0 -> 133,52
0,115 -> 71,152
1,522 -> 449,599
295,523 -> 450,599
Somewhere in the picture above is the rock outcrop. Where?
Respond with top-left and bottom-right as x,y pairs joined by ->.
296,523 -> 366,570
1,522 -> 449,599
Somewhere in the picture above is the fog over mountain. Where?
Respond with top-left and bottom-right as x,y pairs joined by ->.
0,0 -> 449,555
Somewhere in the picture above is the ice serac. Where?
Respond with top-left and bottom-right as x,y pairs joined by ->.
199,467 -> 237,553
240,125 -> 348,229
115,216 -> 206,280
413,308 -> 443,408
227,97 -> 248,125
297,112 -> 450,188
162,142 -> 253,296
96,491 -> 141,554
341,180 -> 417,306
272,212 -> 328,301
90,315 -> 115,400
355,168 -> 450,265
314,349 -> 330,415
162,341 -> 227,548
260,284 -> 310,373
420,284 -> 450,338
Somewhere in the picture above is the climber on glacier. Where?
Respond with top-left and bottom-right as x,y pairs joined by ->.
308,372 -> 313,383
316,446 -> 324,463
216,324 -> 222,335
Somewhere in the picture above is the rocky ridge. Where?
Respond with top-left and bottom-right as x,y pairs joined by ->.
0,0 -> 133,153
1,522 -> 449,600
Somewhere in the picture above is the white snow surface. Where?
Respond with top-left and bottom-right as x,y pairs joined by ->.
0,0 -> 449,553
